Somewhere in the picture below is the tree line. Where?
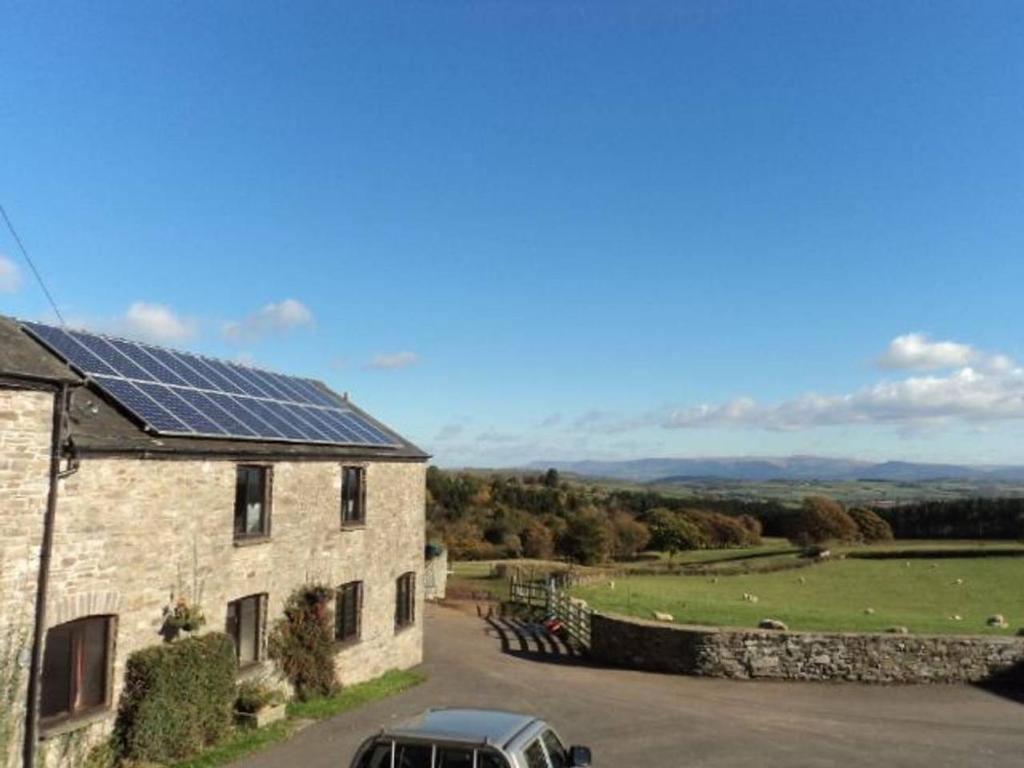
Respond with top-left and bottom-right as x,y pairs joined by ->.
427,467 -> 768,565
427,468 -> 1024,565
873,497 -> 1024,539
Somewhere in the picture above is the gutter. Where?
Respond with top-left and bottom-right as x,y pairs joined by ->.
22,382 -> 73,767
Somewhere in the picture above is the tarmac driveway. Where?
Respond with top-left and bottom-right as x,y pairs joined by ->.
237,603 -> 1024,768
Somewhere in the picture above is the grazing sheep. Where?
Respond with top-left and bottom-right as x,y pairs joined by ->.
950,614 -> 963,621
608,580 -> 616,590
954,578 -> 964,585
987,614 -> 1008,628
653,611 -> 674,622
864,607 -> 875,615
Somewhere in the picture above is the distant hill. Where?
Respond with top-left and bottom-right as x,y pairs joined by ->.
527,456 -> 1024,483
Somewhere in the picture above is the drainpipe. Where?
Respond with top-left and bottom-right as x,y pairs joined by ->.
22,382 -> 69,768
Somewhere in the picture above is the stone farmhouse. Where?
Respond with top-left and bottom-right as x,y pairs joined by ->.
0,317 -> 428,767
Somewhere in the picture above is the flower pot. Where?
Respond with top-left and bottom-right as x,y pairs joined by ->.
235,702 -> 287,729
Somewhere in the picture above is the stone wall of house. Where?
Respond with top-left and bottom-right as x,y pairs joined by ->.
24,454 -> 425,767
590,613 -> 1024,684
424,548 -> 447,601
0,386 -> 56,768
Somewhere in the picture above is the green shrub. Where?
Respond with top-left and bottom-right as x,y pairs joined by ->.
556,507 -> 612,565
647,508 -> 707,557
113,632 -> 237,763
268,584 -> 338,700
235,679 -> 283,714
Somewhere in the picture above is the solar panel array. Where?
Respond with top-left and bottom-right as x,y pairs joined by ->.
22,321 -> 399,447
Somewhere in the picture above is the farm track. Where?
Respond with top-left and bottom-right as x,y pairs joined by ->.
235,603 -> 1024,768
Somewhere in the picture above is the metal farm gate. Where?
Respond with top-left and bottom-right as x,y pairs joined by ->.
509,577 -> 592,650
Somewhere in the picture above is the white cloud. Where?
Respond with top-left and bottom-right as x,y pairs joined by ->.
663,334 -> 1024,432
666,363 -> 1024,430
117,302 -> 198,343
366,351 -> 420,371
0,254 -> 21,293
877,333 -> 977,370
539,413 -> 563,428
223,299 -> 314,342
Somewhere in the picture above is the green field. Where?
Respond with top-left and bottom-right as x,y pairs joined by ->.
608,476 -> 1024,506
574,547 -> 1024,635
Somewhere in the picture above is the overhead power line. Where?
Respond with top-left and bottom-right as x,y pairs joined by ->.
0,203 -> 66,326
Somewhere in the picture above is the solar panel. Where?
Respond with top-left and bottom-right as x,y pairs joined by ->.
22,321 -> 400,448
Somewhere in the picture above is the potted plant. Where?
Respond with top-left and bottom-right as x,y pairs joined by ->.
235,680 -> 287,728
164,595 -> 206,634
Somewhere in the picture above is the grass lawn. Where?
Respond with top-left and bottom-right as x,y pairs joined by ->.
574,551 -> 1024,635
171,669 -> 426,768
448,559 -> 606,600
622,540 -> 803,574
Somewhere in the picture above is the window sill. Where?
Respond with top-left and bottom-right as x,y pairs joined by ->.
236,660 -> 270,681
340,521 -> 366,531
39,708 -> 114,740
233,536 -> 271,548
333,636 -> 362,651
394,623 -> 416,636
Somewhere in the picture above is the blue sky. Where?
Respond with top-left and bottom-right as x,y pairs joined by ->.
2,1 -> 1023,466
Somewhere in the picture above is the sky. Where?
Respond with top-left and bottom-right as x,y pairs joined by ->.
2,1 -> 1023,467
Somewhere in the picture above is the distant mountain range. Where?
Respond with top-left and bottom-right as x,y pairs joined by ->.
527,456 -> 1024,483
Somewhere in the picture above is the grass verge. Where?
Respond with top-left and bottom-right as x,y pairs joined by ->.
171,668 -> 427,768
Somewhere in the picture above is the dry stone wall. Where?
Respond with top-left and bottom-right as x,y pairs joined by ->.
591,613 -> 1024,684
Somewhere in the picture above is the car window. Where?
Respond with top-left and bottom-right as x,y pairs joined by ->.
523,740 -> 550,768
437,748 -> 473,768
356,741 -> 393,768
541,730 -> 568,768
477,749 -> 512,768
395,743 -> 433,768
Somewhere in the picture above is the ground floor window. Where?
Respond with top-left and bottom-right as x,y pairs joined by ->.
335,581 -> 363,644
226,593 -> 266,667
40,615 -> 115,724
395,572 -> 415,630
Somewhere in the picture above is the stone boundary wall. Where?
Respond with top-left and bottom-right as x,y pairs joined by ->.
590,613 -> 1024,684
424,548 -> 448,601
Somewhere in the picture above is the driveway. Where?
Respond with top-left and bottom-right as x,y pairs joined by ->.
237,603 -> 1024,768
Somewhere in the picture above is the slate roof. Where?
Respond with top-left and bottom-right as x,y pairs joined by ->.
0,316 -> 429,461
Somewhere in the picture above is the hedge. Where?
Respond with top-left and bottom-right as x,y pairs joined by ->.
114,632 -> 237,763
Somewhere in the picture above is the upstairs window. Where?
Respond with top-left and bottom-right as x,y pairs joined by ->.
335,581 -> 363,644
40,616 -> 115,725
226,593 -> 266,667
234,465 -> 271,540
341,466 -> 366,526
395,572 -> 416,631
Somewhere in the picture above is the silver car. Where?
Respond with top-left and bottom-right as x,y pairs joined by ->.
350,708 -> 593,768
